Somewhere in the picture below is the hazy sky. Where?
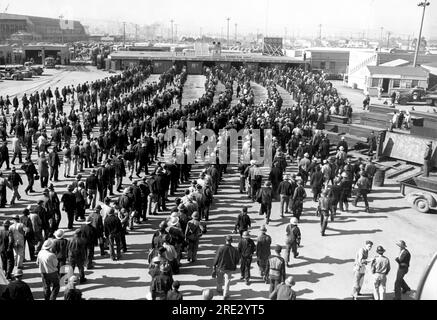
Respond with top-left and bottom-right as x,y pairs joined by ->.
3,0 -> 437,38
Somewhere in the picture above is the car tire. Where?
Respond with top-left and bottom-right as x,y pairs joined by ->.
414,198 -> 430,213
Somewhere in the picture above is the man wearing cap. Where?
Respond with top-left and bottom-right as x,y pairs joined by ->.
370,246 -> 391,300
60,185 -> 76,230
20,208 -> 35,261
67,229 -> 87,283
86,169 -> 99,210
285,217 -> 301,267
353,172 -> 371,213
269,276 -> 297,300
269,162 -> 283,199
48,147 -> 61,182
298,153 -> 311,186
278,175 -> 294,218
352,240 -> 373,300
265,245 -> 286,294
8,167 -> 23,206
292,180 -> 306,221
234,207 -> 251,237
21,156 -> 38,195
394,240 -> 411,300
0,220 -> 14,280
167,280 -> 183,300
423,141 -> 433,177
150,263 -> 173,300
88,205 -> 106,256
80,216 -> 98,269
64,276 -> 83,301
238,231 -> 256,285
257,181 -> 273,225
104,208 -> 123,261
318,189 -> 331,236
36,239 -> 60,300
212,235 -> 241,299
1,269 -> 33,301
256,225 -> 272,278
185,212 -> 202,263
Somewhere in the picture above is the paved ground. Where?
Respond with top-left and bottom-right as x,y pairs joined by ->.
1,72 -> 437,300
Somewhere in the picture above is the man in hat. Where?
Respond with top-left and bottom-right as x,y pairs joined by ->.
0,220 -> 14,280
269,276 -> 297,300
352,240 -> 373,300
394,240 -> 411,300
114,154 -> 126,193
150,263 -> 173,300
256,225 -> 272,278
278,174 -> 294,218
238,230 -> 256,285
234,207 -> 251,237
67,229 -> 87,283
212,235 -> 241,299
318,189 -> 331,236
257,181 -> 273,224
285,217 -> 301,267
8,167 -> 23,206
1,268 -> 33,301
423,141 -> 433,177
265,245 -> 286,294
80,216 -> 98,269
370,246 -> 391,300
48,146 -> 61,182
58,186 -> 74,228
167,280 -> 183,300
36,239 -> 60,300
52,229 -> 68,279
21,156 -> 38,195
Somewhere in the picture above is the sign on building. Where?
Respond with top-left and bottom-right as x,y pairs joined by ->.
59,19 -> 74,30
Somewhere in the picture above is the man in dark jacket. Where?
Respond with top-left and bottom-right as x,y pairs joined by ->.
269,276 -> 297,300
310,165 -> 324,202
104,208 -> 123,261
1,269 -> 33,300
114,155 -> 126,193
150,264 -> 173,300
21,156 -> 38,195
268,162 -> 283,199
80,216 -> 98,269
353,172 -> 371,212
257,181 -> 273,224
256,225 -> 271,278
88,205 -> 106,256
0,220 -> 14,280
285,217 -> 301,267
238,231 -> 256,285
233,207 -> 251,236
292,180 -> 306,221
394,240 -> 411,300
85,169 -> 99,210
278,174 -> 293,218
67,229 -> 87,283
212,235 -> 241,300
265,245 -> 286,294
60,185 -> 76,229
48,147 -> 61,182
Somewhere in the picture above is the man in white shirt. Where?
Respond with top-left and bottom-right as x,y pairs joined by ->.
352,241 -> 373,300
36,239 -> 60,300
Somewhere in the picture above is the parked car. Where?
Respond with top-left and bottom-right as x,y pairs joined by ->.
24,62 -> 44,76
44,57 -> 56,68
397,86 -> 437,107
0,69 -> 24,80
17,66 -> 33,78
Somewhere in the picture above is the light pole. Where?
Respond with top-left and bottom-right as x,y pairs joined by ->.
226,17 -> 230,48
235,23 -> 237,44
175,24 -> 178,42
413,0 -> 430,67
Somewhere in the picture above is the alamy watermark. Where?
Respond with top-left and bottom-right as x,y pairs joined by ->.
163,121 -> 273,166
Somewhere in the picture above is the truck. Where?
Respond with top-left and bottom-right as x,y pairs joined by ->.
397,85 -> 437,107
44,57 -> 56,68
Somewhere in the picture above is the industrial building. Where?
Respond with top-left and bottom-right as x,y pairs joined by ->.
108,50 -> 307,74
0,13 -> 88,42
304,47 -> 350,75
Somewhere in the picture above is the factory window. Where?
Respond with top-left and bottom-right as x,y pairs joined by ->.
412,80 -> 419,88
320,61 -> 326,70
371,78 -> 380,87
392,79 -> 401,88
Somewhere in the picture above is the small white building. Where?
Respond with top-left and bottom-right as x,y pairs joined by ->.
364,66 -> 429,96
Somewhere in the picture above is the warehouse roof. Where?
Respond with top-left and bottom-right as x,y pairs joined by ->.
367,66 -> 429,78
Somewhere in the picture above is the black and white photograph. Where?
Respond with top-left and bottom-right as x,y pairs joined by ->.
0,0 -> 436,305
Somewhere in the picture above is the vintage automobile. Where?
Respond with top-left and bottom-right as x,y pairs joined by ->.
400,175 -> 437,213
44,57 -> 56,68
0,69 -> 24,80
24,61 -> 44,76
397,86 -> 437,107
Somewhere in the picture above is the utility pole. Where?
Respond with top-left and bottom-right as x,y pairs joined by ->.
226,17 -> 230,48
175,24 -> 178,42
135,24 -> 138,42
123,21 -> 126,47
318,24 -> 322,42
380,27 -> 384,43
235,23 -> 237,43
386,31 -> 391,48
414,1 -> 430,67
170,19 -> 174,43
